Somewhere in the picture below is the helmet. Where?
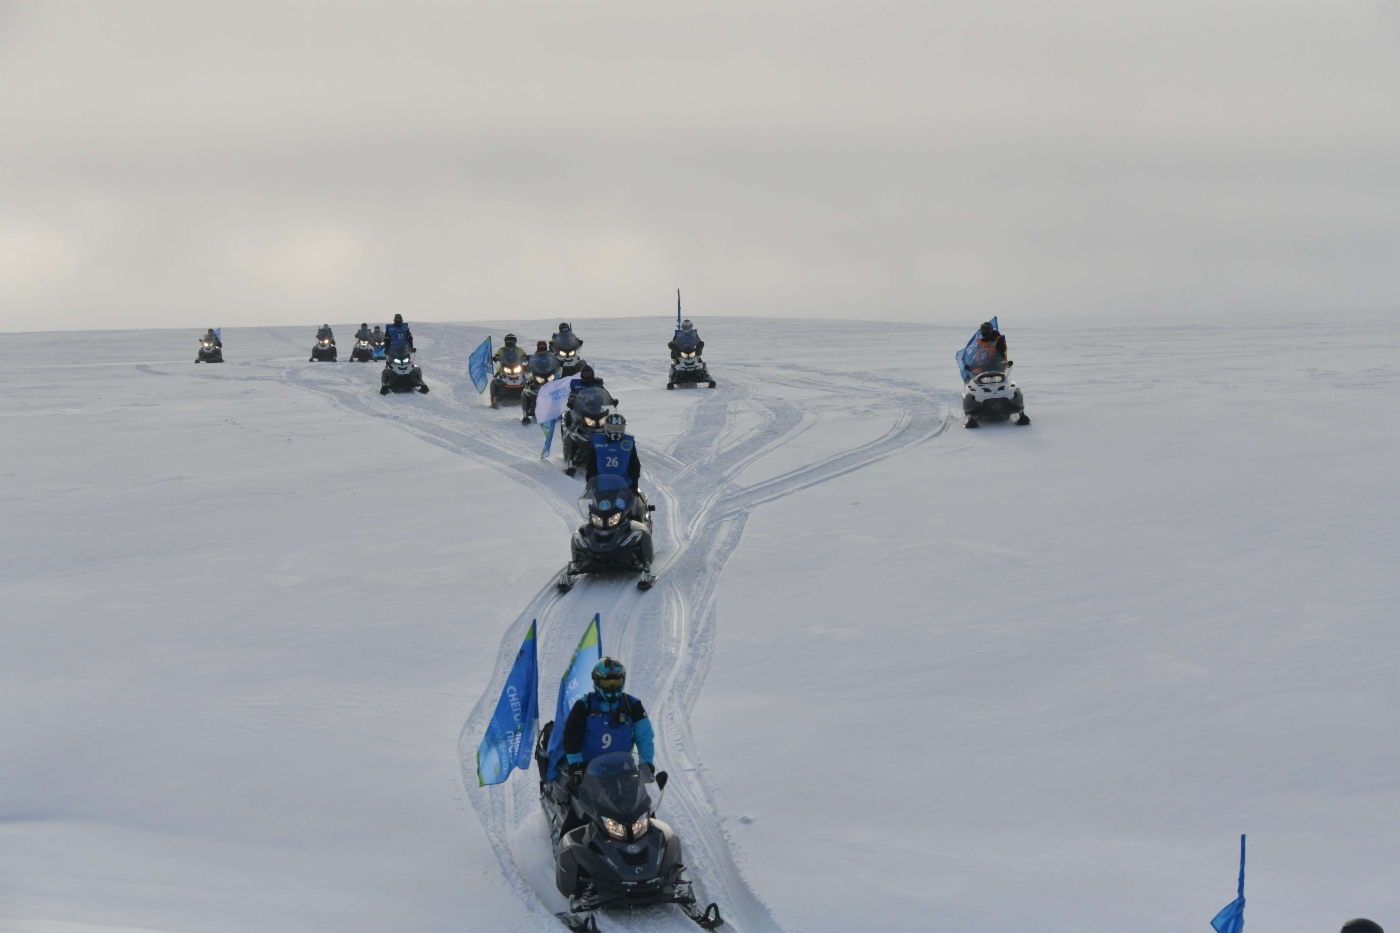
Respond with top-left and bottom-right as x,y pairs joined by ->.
537,340 -> 548,352
979,321 -> 995,338
579,364 -> 595,382
394,314 -> 404,325
559,322 -> 571,333
1341,923 -> 1384,933
680,319 -> 694,332
603,412 -> 626,441
592,657 -> 626,696
360,322 -> 367,328
504,333 -> 517,345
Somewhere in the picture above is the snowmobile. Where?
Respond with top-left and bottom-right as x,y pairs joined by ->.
196,336 -> 223,363
555,346 -> 586,378
533,738 -> 723,932
310,335 -> 337,362
349,338 -> 374,362
667,332 -> 714,389
380,343 -> 429,395
561,385 -> 613,477
489,350 -> 530,409
521,358 -> 558,424
962,361 -> 1029,428
557,474 -> 656,592
370,337 -> 386,361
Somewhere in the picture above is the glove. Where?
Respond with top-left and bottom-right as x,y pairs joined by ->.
640,762 -> 656,783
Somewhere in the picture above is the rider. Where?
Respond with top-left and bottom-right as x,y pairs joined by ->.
202,328 -> 221,348
549,322 -> 583,353
587,413 -> 642,492
562,658 -> 655,776
354,322 -> 373,341
965,321 -> 1008,375
493,333 -> 529,371
668,319 -> 704,360
370,325 -> 384,346
316,324 -> 335,342
567,365 -> 616,408
385,314 -> 413,352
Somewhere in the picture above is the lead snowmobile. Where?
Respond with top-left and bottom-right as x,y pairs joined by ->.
196,335 -> 223,363
961,360 -> 1028,428
557,474 -> 656,592
561,385 -> 613,477
380,343 -> 429,394
667,329 -> 714,389
533,738 -> 723,932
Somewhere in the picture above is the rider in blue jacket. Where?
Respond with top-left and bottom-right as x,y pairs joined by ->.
586,413 -> 642,491
385,314 -> 413,352
561,658 -> 655,772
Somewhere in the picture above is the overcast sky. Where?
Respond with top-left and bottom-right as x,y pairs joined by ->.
1,0 -> 1396,332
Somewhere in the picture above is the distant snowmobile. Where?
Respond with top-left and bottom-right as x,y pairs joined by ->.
533,740 -> 723,931
561,385 -> 613,477
196,334 -> 223,363
371,337 -> 386,361
667,330 -> 713,389
961,362 -> 1028,428
557,475 -> 656,592
380,343 -> 429,395
551,324 -> 585,377
349,338 -> 374,362
310,336 -> 337,362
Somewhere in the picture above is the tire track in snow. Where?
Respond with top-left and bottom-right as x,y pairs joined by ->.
263,328 -> 951,932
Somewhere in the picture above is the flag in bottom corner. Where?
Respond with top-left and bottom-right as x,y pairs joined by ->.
476,621 -> 539,786
1210,835 -> 1246,933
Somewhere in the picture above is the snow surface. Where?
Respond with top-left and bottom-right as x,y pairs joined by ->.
2,317 -> 1396,933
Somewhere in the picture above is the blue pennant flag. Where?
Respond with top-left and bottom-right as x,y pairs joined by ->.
476,621 -> 539,786
1210,835 -> 1246,933
468,337 -> 493,395
214,327 -> 221,342
540,418 -> 557,459
955,315 -> 996,382
545,614 -> 601,779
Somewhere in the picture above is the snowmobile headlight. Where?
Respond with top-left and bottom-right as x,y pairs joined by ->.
559,349 -> 575,358
602,816 -> 627,840
607,512 -> 622,527
584,417 -> 597,427
682,351 -> 696,358
630,816 -> 649,838
508,365 -> 521,374
590,514 -> 604,527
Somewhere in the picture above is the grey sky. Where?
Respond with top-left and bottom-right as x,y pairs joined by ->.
1,0 -> 1396,332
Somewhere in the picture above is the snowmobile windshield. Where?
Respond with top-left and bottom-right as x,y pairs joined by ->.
581,474 -> 633,520
674,331 -> 699,352
575,386 -> 610,418
554,332 -> 581,352
529,356 -> 557,378
578,751 -> 652,822
389,342 -> 411,361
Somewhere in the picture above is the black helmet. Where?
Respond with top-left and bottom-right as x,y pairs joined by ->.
979,321 -> 995,338
592,657 -> 626,696
579,364 -> 595,382
504,333 -> 517,345
394,314 -> 404,325
603,412 -> 626,441
559,322 -> 571,332
1341,922 -> 1384,933
360,322 -> 367,328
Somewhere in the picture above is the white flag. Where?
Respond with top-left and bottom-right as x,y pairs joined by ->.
534,377 -> 574,424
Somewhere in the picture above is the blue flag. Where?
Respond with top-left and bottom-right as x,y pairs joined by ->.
540,418 -> 558,459
546,614 -> 601,778
468,337 -> 493,395
1210,835 -> 1246,933
955,315 -> 997,382
476,621 -> 539,786
214,327 -> 221,342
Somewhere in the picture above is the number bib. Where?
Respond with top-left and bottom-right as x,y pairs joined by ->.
581,710 -> 635,760
591,434 -> 633,478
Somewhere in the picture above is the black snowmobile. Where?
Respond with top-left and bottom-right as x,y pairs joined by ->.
521,357 -> 559,425
552,329 -> 585,377
196,335 -> 223,363
668,331 -> 714,389
561,385 -> 613,477
310,335 -> 337,362
490,346 -> 530,409
533,739 -> 723,932
557,474 -> 656,592
349,338 -> 374,362
380,343 -> 429,394
961,360 -> 1029,428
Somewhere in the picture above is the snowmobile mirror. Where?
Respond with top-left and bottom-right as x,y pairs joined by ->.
656,771 -> 668,790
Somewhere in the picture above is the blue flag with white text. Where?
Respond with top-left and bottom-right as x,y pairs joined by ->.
1210,835 -> 1246,933
545,614 -> 601,778
476,621 -> 539,786
468,337 -> 493,395
955,315 -> 996,382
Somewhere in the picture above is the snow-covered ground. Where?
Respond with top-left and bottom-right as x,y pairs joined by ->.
2,316 -> 1395,933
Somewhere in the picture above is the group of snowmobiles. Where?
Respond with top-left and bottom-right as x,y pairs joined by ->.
302,322 -> 430,395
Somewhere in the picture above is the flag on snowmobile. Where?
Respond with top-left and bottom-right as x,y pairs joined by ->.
214,328 -> 221,342
545,614 -> 601,779
540,418 -> 556,460
955,315 -> 997,382
476,620 -> 539,786
534,376 -> 573,425
468,336 -> 493,395
1210,835 -> 1246,933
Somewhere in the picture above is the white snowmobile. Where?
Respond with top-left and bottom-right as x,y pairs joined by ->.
533,738 -> 723,932
962,361 -> 1029,428
380,343 -> 429,395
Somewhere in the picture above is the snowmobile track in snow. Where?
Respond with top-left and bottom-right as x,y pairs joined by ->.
269,328 -> 953,932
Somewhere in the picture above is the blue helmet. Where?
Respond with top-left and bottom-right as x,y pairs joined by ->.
592,657 -> 626,696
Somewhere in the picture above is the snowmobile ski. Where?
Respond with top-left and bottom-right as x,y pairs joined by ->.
555,911 -> 598,932
684,901 -> 725,930
637,570 -> 657,591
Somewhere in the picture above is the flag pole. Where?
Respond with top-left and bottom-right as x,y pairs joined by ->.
1237,834 -> 1246,899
